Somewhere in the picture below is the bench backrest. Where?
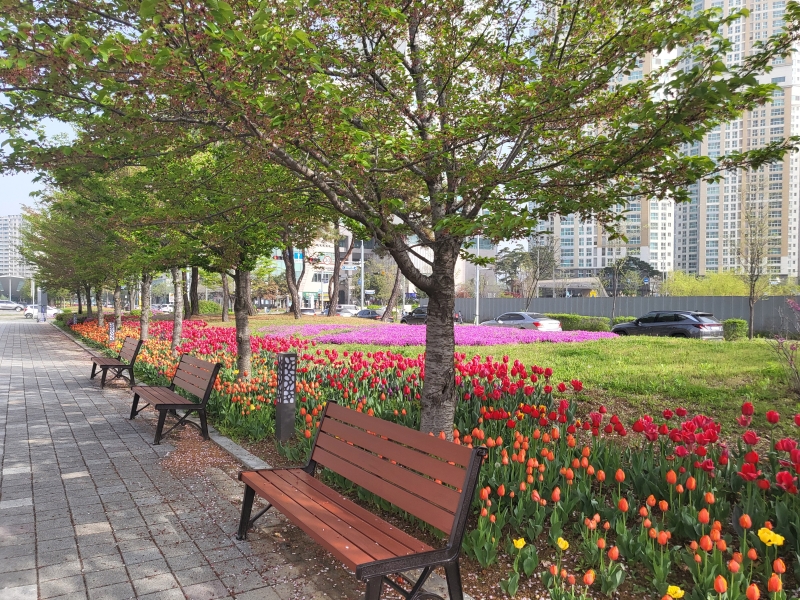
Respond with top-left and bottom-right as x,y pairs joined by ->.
119,337 -> 143,364
311,402 -> 486,545
171,355 -> 221,405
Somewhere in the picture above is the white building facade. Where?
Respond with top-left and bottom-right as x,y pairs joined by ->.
0,215 -> 34,279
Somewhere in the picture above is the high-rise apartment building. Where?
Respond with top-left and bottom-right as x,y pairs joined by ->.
0,215 -> 34,278
674,0 -> 799,277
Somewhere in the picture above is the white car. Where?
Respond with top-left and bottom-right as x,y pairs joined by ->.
480,312 -> 562,331
160,304 -> 175,313
0,300 -> 24,311
24,305 -> 62,319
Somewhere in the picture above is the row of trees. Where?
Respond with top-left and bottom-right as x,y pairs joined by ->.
2,0 -> 799,433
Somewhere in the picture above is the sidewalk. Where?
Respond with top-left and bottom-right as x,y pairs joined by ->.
0,320 -> 361,600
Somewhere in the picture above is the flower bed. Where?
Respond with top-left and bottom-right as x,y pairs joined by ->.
67,319 -> 799,599
313,323 -> 618,346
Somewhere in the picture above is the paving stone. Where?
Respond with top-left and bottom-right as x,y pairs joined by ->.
0,568 -> 37,588
131,573 -> 180,595
0,584 -> 38,600
39,575 -> 86,599
182,579 -> 231,600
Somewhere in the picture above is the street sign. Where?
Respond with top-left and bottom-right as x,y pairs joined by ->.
643,278 -> 650,284
365,289 -> 375,295
342,265 -> 358,271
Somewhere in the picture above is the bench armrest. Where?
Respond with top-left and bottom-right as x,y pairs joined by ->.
356,548 -> 455,581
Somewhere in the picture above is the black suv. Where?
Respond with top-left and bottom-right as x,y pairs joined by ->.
400,306 -> 463,324
611,311 -> 723,340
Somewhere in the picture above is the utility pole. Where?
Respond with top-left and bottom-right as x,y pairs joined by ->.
474,234 -> 480,324
360,239 -> 365,309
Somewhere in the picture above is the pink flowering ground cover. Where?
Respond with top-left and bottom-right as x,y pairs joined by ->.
313,324 -> 617,346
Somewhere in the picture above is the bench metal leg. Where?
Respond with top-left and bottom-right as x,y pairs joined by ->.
199,410 -> 209,440
237,485 -> 256,540
129,369 -> 135,388
130,393 -> 140,419
90,363 -> 98,379
100,368 -> 108,388
364,577 -> 383,600
154,410 -> 167,445
443,561 -> 463,600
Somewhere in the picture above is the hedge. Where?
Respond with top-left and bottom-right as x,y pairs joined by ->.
723,318 -> 748,341
199,300 -> 222,314
612,316 -> 637,326
545,313 -> 611,332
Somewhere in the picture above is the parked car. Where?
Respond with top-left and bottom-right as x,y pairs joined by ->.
24,305 -> 62,319
355,309 -> 382,320
160,304 -> 174,313
400,306 -> 463,325
480,312 -> 562,331
611,310 -> 724,340
0,300 -> 24,311
300,308 -> 317,316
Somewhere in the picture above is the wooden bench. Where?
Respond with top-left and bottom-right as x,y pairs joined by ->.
236,401 -> 486,600
90,336 -> 143,389
129,355 -> 221,445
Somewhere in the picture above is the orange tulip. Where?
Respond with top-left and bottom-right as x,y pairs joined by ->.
716,539 -> 727,553
596,469 -> 606,482
551,487 -> 561,502
583,570 -> 596,586
728,559 -> 740,574
497,484 -> 506,497
686,476 -> 696,491
699,535 -> 713,552
705,492 -> 715,504
659,500 -> 669,512
666,470 -> 677,485
747,548 -> 758,561
646,494 -> 656,507
746,583 -> 760,600
699,508 -> 710,524
644,518 -> 652,528
773,559 -> 786,574
615,469 -> 625,483
618,498 -> 629,513
767,574 -> 782,593
714,575 -> 728,594
657,531 -> 668,546
597,538 -> 606,550
739,514 -> 752,529
710,528 -> 721,542
675,484 -> 684,494
607,546 -> 619,561
567,574 -> 575,586
639,506 -> 649,518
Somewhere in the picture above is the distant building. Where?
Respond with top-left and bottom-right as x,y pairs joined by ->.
0,215 -> 34,278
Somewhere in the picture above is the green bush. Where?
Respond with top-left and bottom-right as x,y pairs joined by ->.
723,318 -> 748,341
545,313 -> 611,332
129,309 -> 141,317
613,315 -> 637,326
199,300 -> 222,314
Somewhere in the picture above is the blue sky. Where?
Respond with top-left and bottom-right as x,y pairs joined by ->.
0,171 -> 45,216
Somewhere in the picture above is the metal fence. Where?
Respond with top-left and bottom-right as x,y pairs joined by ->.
452,295 -> 798,333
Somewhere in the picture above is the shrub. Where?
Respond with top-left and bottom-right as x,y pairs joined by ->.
612,315 -> 637,326
545,313 -> 611,332
129,309 -> 141,317
723,318 -> 748,341
199,300 -> 222,314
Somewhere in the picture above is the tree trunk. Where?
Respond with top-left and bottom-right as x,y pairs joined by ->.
328,234 -> 356,317
113,284 -> 122,329
85,283 -> 93,316
283,246 -> 306,319
140,272 -> 152,341
221,272 -> 230,322
171,267 -> 184,353
233,268 -> 252,378
417,242 -> 460,437
95,289 -> 104,328
246,271 -> 257,316
749,297 -> 755,340
182,269 -> 190,319
76,287 -> 83,315
382,267 -> 403,322
190,266 -> 200,316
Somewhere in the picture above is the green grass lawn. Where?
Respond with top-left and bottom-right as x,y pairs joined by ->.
203,314 -> 798,433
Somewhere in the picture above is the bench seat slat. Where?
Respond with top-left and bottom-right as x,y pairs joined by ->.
326,402 -> 472,467
91,357 -> 127,367
320,418 -> 467,489
241,470 -> 382,570
170,373 -> 208,398
262,469 -> 426,561
273,470 -> 432,556
132,386 -> 196,406
313,445 -> 456,535
314,432 -> 461,515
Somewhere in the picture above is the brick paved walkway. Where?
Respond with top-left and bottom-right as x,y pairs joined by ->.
0,321 -> 361,600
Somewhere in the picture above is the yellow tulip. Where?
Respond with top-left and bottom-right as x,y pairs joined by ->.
513,538 -> 526,550
667,585 -> 685,599
557,537 -> 569,551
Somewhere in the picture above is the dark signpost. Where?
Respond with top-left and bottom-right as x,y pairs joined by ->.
38,289 -> 48,322
275,352 -> 297,443
108,322 -> 116,342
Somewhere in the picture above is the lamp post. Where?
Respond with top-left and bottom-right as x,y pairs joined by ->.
474,234 -> 480,324
360,239 -> 365,309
